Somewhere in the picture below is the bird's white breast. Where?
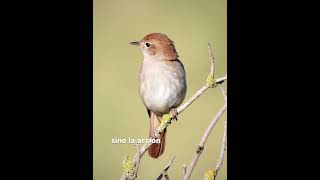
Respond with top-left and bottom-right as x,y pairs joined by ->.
139,58 -> 186,115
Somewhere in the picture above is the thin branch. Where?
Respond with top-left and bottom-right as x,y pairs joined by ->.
183,87 -> 227,180
120,144 -> 141,180
208,43 -> 215,78
120,43 -> 227,180
132,144 -> 141,179
177,75 -> 226,114
212,87 -> 227,179
215,120 -> 227,177
182,164 -> 187,177
218,85 -> 227,102
156,156 -> 176,180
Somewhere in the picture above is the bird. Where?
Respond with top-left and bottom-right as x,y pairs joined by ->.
130,33 -> 187,158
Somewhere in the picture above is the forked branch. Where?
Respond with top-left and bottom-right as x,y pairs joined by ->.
183,86 -> 227,180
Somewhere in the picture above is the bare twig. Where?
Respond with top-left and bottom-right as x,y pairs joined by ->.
215,87 -> 227,177
156,156 -> 176,180
183,87 -> 227,180
132,144 -> 141,179
218,85 -> 227,102
120,144 -> 141,180
208,43 -> 215,78
177,75 -> 226,114
120,43 -> 227,180
215,120 -> 227,177
182,164 -> 187,177
203,119 -> 227,180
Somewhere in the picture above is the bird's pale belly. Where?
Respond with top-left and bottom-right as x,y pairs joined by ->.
140,76 -> 185,115
139,62 -> 186,116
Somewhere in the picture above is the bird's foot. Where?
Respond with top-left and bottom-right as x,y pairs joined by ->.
170,108 -> 178,121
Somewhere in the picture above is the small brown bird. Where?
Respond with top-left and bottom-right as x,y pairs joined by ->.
130,33 -> 187,158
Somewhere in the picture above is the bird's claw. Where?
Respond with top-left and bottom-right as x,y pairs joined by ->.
170,108 -> 178,121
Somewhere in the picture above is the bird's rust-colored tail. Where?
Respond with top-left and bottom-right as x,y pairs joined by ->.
148,111 -> 166,158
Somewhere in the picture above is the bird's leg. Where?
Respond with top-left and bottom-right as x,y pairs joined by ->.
170,108 -> 178,121
151,118 -> 157,138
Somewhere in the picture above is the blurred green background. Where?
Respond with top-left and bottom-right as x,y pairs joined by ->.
93,0 -> 227,179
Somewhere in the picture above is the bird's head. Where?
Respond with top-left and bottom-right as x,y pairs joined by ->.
130,33 -> 179,61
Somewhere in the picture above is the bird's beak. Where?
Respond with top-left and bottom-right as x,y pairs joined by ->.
130,41 -> 140,46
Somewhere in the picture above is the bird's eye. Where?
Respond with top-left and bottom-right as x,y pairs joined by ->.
145,43 -> 150,47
